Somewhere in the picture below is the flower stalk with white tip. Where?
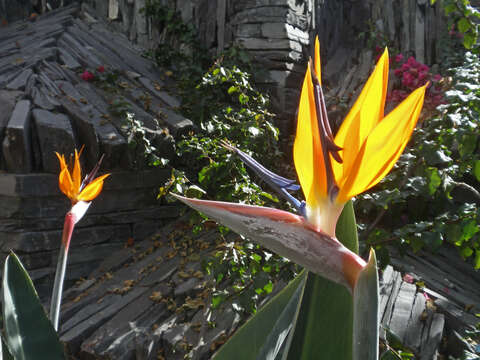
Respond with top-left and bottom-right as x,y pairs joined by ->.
50,149 -> 109,331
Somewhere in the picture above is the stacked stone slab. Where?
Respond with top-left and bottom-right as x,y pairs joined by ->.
83,0 -> 447,135
0,4 -> 193,297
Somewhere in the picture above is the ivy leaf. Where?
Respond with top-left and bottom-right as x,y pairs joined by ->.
463,32 -> 477,49
474,250 -> 480,270
426,167 -> 442,195
460,246 -> 473,259
474,160 -> 480,182
457,17 -> 471,33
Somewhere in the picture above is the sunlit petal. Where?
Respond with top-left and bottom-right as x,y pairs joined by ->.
73,149 -> 81,194
77,174 -> 110,201
58,167 -> 73,198
294,65 -> 327,208
338,84 -> 427,201
314,36 -> 321,85
333,49 -> 389,185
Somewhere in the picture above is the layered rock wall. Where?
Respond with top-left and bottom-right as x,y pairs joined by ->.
81,0 -> 446,134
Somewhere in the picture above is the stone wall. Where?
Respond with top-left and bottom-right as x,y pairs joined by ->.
81,0 -> 447,134
0,4 -> 189,297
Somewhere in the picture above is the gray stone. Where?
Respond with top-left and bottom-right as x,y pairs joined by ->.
236,23 -> 262,38
6,68 -> 33,90
108,0 -> 119,20
59,97 -> 101,169
158,107 -> 193,137
414,2 -> 425,63
237,37 -> 302,52
58,46 -> 82,69
32,109 -> 77,173
0,90 -> 23,152
2,99 -> 33,172
31,85 -> 60,110
1,224 -> 131,253
137,77 -> 181,108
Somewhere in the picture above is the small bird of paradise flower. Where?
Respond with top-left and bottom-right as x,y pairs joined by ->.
50,148 -> 109,330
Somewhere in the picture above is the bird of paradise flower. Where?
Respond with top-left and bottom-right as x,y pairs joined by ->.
50,148 -> 109,330
173,38 -> 426,358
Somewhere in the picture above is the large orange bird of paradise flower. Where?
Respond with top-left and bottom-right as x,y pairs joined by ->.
174,38 -> 426,293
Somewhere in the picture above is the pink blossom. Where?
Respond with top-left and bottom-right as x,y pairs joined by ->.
401,63 -> 410,72
81,70 -> 94,81
394,68 -> 403,77
419,64 -> 429,73
395,54 -> 404,63
433,74 -> 442,82
403,274 -> 414,283
97,65 -> 105,73
407,56 -> 418,67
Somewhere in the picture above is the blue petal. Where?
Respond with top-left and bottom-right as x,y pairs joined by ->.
225,143 -> 305,216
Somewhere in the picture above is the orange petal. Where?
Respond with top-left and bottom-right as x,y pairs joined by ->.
73,149 -> 82,194
337,84 -> 427,201
333,49 -> 389,186
314,36 -> 321,85
77,174 -> 110,201
55,152 -> 67,171
293,65 -> 327,208
58,167 -> 73,199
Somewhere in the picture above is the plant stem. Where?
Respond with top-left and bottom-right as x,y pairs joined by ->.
50,241 -> 68,331
50,213 -> 75,331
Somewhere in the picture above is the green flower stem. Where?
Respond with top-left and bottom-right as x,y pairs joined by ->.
49,213 -> 75,331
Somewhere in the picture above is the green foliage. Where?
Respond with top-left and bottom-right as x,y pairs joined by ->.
143,2 -> 294,314
440,0 -> 480,51
357,51 -> 480,269
172,56 -> 294,314
2,252 -> 65,360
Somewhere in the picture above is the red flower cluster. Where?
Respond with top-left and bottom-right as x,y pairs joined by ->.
386,53 -> 445,109
80,70 -> 94,81
80,65 -> 106,82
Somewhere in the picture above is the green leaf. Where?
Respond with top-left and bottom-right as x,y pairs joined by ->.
2,337 -> 14,360
213,271 -> 307,360
444,3 -> 457,15
285,273 -> 354,360
474,160 -> 480,182
458,17 -> 471,33
426,168 -> 441,195
2,253 -> 65,360
463,32 -> 477,49
474,250 -> 480,270
353,249 -> 379,360
460,246 -> 474,258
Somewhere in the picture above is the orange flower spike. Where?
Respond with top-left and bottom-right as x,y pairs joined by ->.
55,150 -> 110,204
293,40 -> 427,237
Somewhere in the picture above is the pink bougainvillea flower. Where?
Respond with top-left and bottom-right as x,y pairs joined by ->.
395,54 -> 404,63
174,39 -> 426,292
80,70 -> 94,81
97,65 -> 105,73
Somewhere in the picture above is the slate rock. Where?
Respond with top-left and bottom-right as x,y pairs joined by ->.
31,85 -> 60,110
32,108 -> 77,173
6,68 -> 33,91
2,99 -> 33,172
0,89 -> 23,143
